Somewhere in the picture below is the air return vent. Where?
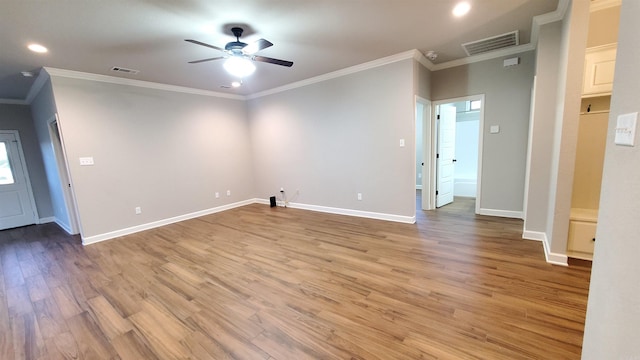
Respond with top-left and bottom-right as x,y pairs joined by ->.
462,31 -> 519,56
110,66 -> 140,75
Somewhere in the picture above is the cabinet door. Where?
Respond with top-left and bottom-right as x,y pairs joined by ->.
583,44 -> 617,96
568,221 -> 597,254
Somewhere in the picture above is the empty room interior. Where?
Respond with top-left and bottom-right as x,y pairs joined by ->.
1,0 -> 639,358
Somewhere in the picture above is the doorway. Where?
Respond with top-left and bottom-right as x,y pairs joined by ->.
48,117 -> 80,234
430,95 -> 484,213
0,130 -> 39,230
415,96 -> 432,211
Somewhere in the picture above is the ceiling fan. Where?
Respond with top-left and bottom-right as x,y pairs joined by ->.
185,27 -> 293,76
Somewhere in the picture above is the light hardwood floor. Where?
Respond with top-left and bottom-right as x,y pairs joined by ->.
0,196 -> 591,359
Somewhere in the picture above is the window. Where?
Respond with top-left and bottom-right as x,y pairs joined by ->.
0,142 -> 15,185
470,100 -> 481,110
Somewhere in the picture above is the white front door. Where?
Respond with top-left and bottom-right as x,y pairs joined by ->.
0,132 -> 37,230
436,105 -> 456,207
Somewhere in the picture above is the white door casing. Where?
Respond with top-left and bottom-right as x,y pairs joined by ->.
0,131 -> 38,230
436,105 -> 456,207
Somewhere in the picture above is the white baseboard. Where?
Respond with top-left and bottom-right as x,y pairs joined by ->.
38,216 -> 55,224
54,218 -> 73,235
256,198 -> 416,224
522,229 -> 568,266
292,202 -> 416,224
478,208 -> 523,219
82,199 -> 256,245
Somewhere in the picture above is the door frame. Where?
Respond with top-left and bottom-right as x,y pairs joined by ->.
0,130 -> 39,226
48,115 -> 81,234
415,96 -> 433,210
430,94 -> 485,214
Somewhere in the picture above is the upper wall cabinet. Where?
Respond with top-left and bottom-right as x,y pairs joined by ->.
583,43 -> 617,97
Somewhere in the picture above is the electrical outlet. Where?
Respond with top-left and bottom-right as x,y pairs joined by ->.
357,193 -> 362,201
226,190 -> 231,196
215,192 -> 220,199
135,206 -> 142,214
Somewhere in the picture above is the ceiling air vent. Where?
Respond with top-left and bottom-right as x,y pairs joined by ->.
111,66 -> 139,75
462,30 -> 519,56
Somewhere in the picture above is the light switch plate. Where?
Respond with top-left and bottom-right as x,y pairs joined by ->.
399,139 -> 405,147
490,125 -> 500,134
615,112 -> 638,146
79,157 -> 94,166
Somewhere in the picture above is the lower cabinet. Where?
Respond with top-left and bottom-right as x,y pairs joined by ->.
567,208 -> 597,260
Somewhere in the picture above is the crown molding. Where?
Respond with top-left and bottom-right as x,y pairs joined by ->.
247,50 -> 420,100
9,1 -> 572,104
414,51 -> 435,71
590,0 -> 621,12
430,0 -> 568,71
24,70 -> 50,104
431,43 -> 536,71
44,68 -> 245,101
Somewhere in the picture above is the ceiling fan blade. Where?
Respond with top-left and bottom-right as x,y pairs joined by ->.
188,56 -> 225,64
243,39 -> 273,55
185,39 -> 224,52
252,55 -> 293,67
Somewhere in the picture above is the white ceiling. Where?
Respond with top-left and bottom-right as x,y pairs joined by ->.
0,0 -> 559,100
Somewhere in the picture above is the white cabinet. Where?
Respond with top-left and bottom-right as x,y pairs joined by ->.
583,43 -> 617,97
567,208 -> 598,260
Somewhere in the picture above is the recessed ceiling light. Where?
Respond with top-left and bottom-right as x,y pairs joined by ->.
231,81 -> 242,88
27,43 -> 48,53
453,2 -> 471,17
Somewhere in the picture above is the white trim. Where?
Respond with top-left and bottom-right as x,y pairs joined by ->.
416,96 -> 433,211
82,199 -> 256,245
25,70 -> 50,104
585,43 -> 617,54
522,230 -> 569,266
522,230 -> 546,242
590,0 -> 621,12
431,95 -> 484,214
413,52 -> 435,71
49,115 -> 81,235
0,130 -> 40,226
286,201 -> 416,224
54,218 -> 73,234
432,44 -> 535,71
38,216 -> 55,224
247,50 -> 420,99
44,68 -> 245,101
478,208 -> 523,219
433,0 -> 569,72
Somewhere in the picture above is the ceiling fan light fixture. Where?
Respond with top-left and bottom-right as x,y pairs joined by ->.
223,56 -> 256,78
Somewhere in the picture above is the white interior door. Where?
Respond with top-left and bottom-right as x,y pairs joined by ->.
436,105 -> 456,207
0,132 -> 37,229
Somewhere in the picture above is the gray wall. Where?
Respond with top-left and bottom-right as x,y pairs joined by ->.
247,59 -> 416,218
582,0 -> 640,356
524,21 -> 563,234
546,0 -> 589,255
431,51 -> 535,213
30,78 -> 72,230
0,103 -> 53,220
50,76 -> 253,239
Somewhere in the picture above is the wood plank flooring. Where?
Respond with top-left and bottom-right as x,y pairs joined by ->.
0,196 -> 591,359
